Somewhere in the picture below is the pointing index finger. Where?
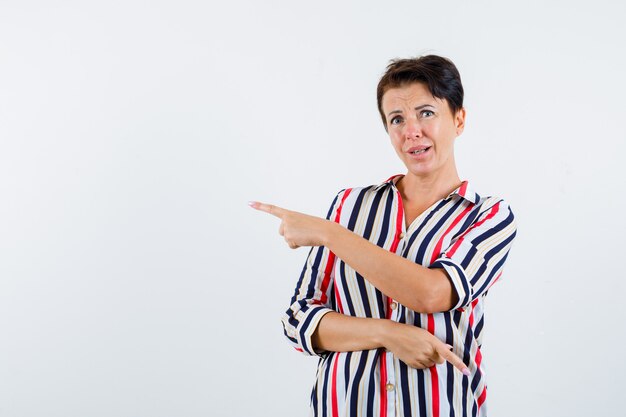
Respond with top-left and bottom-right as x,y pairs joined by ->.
248,201 -> 287,218
436,343 -> 471,376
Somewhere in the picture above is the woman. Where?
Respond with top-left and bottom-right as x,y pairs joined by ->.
249,55 -> 517,417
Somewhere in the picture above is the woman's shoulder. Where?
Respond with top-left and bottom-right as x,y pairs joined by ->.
474,193 -> 517,227
454,180 -> 516,224
326,181 -> 392,225
331,181 -> 392,203
333,174 -> 403,197
326,180 -> 391,220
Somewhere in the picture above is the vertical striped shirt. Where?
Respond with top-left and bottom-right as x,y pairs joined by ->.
281,174 -> 518,417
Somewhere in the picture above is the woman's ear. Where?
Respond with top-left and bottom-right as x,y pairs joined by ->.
455,107 -> 466,135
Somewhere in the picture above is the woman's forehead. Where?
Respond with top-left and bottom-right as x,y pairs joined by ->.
382,83 -> 444,110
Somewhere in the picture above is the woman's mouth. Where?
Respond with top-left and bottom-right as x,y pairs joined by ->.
408,146 -> 431,159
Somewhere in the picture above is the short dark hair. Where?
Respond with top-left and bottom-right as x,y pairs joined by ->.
376,55 -> 464,130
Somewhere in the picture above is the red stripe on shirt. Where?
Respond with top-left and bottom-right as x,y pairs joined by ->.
446,202 -> 501,258
469,299 -> 480,327
331,353 -> 341,417
477,386 -> 487,408
433,204 -> 474,261
459,180 -> 468,197
390,188 -> 404,255
334,284 -> 344,314
380,352 -> 387,417
319,189 -> 353,304
475,347 -> 483,369
427,314 -> 440,417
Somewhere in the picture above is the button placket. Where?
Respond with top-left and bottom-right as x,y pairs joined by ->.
385,350 -> 397,417
396,230 -> 407,255
389,299 -> 399,322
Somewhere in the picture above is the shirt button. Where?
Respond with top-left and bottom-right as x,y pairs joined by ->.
390,302 -> 398,310
399,232 -> 405,239
386,383 -> 395,391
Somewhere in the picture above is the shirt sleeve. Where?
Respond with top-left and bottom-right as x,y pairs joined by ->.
280,189 -> 347,357
429,198 -> 518,311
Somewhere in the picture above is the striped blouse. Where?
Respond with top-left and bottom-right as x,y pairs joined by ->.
281,174 -> 518,417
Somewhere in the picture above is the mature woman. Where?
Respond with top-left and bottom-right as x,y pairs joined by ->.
249,55 -> 517,417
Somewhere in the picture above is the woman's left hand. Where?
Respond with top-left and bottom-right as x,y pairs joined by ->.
249,201 -> 335,249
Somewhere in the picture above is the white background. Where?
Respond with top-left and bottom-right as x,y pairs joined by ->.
1,1 -> 625,416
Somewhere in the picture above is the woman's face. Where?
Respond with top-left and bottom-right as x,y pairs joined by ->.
381,82 -> 465,179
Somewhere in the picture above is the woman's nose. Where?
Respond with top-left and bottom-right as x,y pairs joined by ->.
404,118 -> 422,139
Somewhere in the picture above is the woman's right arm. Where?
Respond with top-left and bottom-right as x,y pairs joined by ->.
313,312 -> 470,374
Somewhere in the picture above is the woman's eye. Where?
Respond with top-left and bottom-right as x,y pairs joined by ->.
390,116 -> 402,125
421,110 -> 434,117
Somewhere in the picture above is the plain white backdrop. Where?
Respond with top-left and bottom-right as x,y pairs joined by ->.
1,1 -> 625,416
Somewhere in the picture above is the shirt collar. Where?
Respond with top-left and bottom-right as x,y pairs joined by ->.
372,174 -> 480,205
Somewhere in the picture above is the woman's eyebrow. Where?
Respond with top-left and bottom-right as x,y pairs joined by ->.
414,104 -> 435,111
387,104 -> 435,117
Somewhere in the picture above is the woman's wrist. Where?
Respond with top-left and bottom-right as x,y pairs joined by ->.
372,318 -> 396,349
321,219 -> 342,247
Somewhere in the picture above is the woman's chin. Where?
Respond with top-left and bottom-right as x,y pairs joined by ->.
403,162 -> 435,177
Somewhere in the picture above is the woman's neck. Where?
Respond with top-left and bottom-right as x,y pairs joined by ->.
396,171 -> 462,205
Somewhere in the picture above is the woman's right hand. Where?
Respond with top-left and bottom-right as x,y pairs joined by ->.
381,321 -> 470,376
